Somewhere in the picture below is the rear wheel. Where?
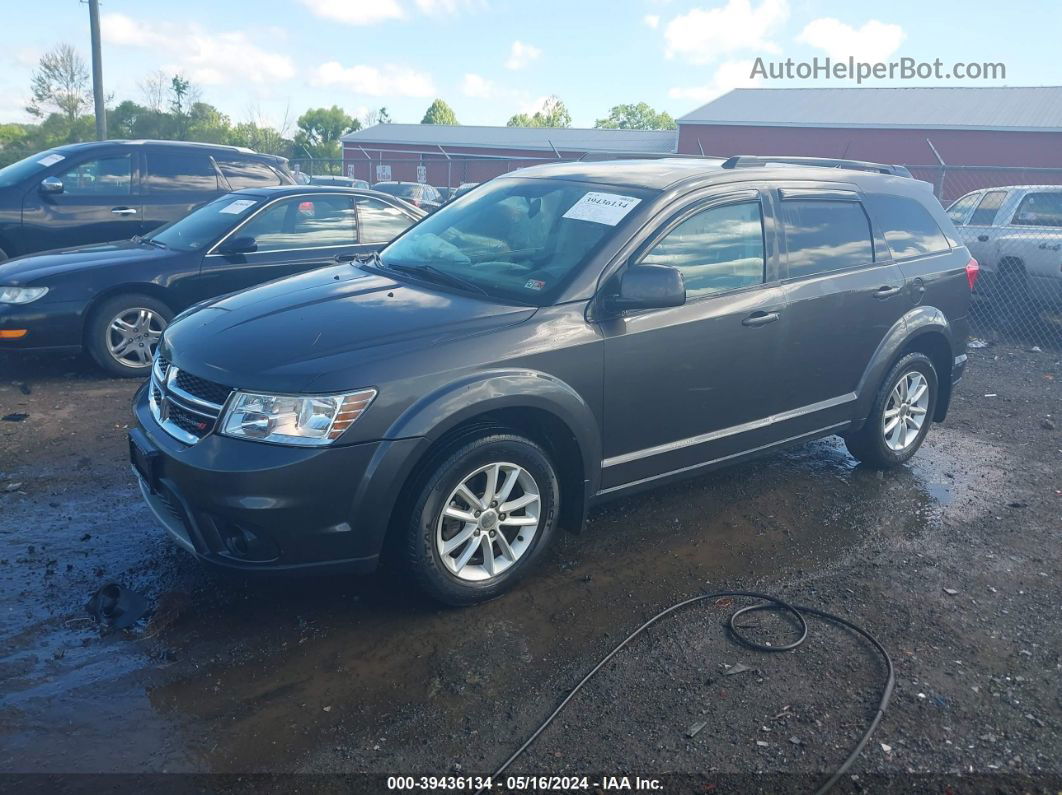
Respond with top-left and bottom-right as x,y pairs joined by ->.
86,294 -> 172,377
404,432 -> 559,605
845,352 -> 938,468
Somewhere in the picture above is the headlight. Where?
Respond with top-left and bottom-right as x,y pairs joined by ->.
0,286 -> 48,304
220,389 -> 376,446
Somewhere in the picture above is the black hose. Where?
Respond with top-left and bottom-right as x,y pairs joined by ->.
481,591 -> 894,795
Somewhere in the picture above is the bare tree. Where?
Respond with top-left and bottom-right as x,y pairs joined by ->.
139,70 -> 168,114
27,43 -> 92,121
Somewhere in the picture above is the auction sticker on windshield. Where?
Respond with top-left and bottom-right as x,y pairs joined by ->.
37,154 -> 65,167
562,192 -> 641,225
219,199 -> 257,214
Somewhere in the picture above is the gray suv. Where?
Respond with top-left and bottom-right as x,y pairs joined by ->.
130,156 -> 977,605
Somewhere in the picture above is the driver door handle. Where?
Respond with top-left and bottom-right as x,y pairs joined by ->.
742,310 -> 780,327
111,207 -> 137,215
874,285 -> 903,299
977,234 -> 989,242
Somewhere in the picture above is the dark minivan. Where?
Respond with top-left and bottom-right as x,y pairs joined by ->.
130,156 -> 977,605
0,139 -> 293,261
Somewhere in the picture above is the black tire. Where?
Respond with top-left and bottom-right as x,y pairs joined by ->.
844,352 -> 938,468
86,294 -> 172,377
404,432 -> 559,606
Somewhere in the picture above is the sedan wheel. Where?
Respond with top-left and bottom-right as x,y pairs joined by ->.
436,461 -> 541,582
106,307 -> 166,369
882,370 -> 930,452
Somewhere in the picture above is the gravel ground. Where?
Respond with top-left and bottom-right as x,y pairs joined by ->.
0,344 -> 1059,792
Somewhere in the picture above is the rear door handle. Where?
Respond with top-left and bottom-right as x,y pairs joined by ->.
977,234 -> 989,242
111,207 -> 137,215
742,310 -> 780,327
874,285 -> 903,299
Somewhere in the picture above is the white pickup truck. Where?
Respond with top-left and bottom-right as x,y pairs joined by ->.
946,185 -> 1062,308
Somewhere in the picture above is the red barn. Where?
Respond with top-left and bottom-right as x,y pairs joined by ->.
676,86 -> 1062,199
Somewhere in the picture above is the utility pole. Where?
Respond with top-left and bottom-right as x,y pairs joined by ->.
88,0 -> 107,139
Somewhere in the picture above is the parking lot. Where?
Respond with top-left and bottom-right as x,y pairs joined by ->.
0,345 -> 1058,786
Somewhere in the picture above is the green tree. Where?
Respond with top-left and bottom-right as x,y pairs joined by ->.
506,96 -> 571,128
421,98 -> 458,125
594,102 -> 676,130
294,106 -> 359,171
27,44 -> 92,122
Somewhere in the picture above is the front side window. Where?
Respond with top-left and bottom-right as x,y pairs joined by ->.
969,190 -> 1007,226
235,195 -> 357,252
781,199 -> 874,279
945,193 -> 979,225
357,197 -> 413,243
145,193 -> 264,252
643,201 -> 765,298
866,194 -> 950,260
144,152 -> 218,194
217,159 -> 283,189
381,178 -> 653,305
57,154 -> 132,195
1011,192 -> 1062,227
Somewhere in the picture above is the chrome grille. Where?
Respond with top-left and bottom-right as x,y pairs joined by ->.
149,353 -> 232,445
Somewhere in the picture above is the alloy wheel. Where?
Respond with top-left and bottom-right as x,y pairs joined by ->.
882,370 -> 930,452
106,308 -> 166,369
435,461 -> 541,582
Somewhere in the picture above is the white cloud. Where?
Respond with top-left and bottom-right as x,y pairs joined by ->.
461,73 -> 495,99
668,59 -> 762,104
796,18 -> 906,62
415,0 -> 484,13
644,14 -> 660,29
505,40 -> 541,70
664,0 -> 789,64
313,61 -> 436,97
102,13 -> 294,85
518,95 -> 550,115
299,0 -> 404,25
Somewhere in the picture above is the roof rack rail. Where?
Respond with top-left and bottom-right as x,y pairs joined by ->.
721,156 -> 912,178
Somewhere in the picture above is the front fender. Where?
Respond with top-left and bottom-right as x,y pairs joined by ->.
385,368 -> 602,491
854,306 -> 954,422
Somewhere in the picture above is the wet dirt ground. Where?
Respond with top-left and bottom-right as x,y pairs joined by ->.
0,345 -> 1059,790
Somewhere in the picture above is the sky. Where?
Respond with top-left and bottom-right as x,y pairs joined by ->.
0,0 -> 1059,132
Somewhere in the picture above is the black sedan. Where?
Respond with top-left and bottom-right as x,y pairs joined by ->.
0,186 -> 423,375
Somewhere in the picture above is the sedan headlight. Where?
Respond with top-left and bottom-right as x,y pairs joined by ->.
0,286 -> 49,304
220,389 -> 376,446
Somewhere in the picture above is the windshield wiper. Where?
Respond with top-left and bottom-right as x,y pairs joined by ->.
385,262 -> 490,297
141,237 -> 167,249
338,250 -> 381,266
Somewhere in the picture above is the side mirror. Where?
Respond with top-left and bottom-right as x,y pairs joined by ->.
40,176 -> 64,195
218,236 -> 257,255
607,264 -> 686,313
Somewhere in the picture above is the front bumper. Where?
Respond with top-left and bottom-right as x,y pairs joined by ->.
131,384 -> 423,573
0,299 -> 85,352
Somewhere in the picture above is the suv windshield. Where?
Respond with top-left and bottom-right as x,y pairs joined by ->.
0,150 -> 62,188
144,193 -> 264,252
380,177 -> 652,304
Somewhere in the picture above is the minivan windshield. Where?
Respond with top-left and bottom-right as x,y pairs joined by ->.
0,150 -> 61,188
379,177 -> 652,304
143,193 -> 265,252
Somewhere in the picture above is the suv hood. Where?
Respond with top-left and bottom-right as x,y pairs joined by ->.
0,240 -> 172,284
164,264 -> 537,393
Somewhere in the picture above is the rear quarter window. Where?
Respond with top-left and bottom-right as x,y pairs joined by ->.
780,199 -> 874,279
217,159 -> 284,190
865,194 -> 950,260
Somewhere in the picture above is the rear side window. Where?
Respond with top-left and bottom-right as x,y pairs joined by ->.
866,194 -> 950,260
356,197 -> 414,243
144,151 -> 218,194
945,193 -> 979,225
969,190 -> 1007,225
217,159 -> 283,189
643,201 -> 765,298
781,200 -> 873,279
1011,192 -> 1062,227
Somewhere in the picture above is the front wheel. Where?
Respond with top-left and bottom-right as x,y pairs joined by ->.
404,432 -> 559,606
845,352 -> 938,468
86,294 -> 172,377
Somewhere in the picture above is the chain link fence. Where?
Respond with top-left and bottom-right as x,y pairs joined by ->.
294,153 -> 1062,350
